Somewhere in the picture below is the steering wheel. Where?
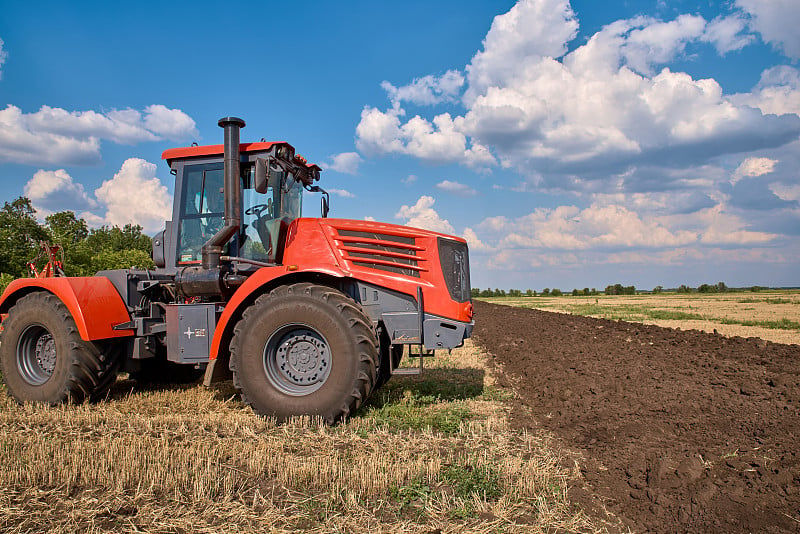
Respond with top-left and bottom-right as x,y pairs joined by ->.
245,203 -> 270,217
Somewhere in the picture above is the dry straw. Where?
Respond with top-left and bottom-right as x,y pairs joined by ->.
0,341 -> 604,533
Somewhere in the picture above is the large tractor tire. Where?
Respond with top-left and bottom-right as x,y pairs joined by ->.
229,283 -> 378,423
0,292 -> 122,404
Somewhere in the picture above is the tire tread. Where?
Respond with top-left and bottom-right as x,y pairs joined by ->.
229,283 -> 378,423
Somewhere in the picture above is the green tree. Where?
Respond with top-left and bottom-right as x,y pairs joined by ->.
653,285 -> 663,294
525,289 -> 533,297
44,211 -> 93,276
45,211 -> 89,245
86,224 -> 152,254
697,283 -> 715,293
90,249 -> 154,272
0,197 -> 49,277
551,288 -> 562,296
471,287 -> 480,298
677,284 -> 692,294
542,288 -> 550,296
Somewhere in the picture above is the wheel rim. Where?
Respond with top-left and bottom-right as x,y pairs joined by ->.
16,324 -> 57,386
263,324 -> 331,396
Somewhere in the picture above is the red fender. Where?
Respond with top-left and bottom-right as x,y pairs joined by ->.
0,277 -> 133,341
209,265 -> 348,360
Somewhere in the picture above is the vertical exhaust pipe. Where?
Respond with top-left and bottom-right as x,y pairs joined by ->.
201,116 -> 245,269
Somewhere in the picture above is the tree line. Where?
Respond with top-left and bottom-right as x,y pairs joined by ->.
472,281 -> 768,298
0,197 -> 153,290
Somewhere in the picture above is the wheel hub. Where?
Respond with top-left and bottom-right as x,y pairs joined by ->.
278,335 -> 328,383
17,325 -> 56,386
35,334 -> 57,375
264,326 -> 332,396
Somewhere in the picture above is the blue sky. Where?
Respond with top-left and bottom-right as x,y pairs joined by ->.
1,0 -> 798,290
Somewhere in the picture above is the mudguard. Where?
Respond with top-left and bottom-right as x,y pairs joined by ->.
0,277 -> 133,341
209,265 -> 347,360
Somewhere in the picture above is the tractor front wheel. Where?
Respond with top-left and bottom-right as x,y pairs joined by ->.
0,292 -> 122,404
230,283 -> 378,423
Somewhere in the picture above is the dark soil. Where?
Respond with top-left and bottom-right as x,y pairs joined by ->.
473,300 -> 800,534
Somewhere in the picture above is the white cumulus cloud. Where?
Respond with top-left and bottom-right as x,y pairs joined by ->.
736,0 -> 800,58
24,169 -> 97,215
355,0 -> 800,195
732,157 -> 778,184
435,180 -> 477,197
326,152 -> 362,175
701,14 -> 755,54
328,188 -> 355,198
0,104 -> 198,166
356,107 -> 496,168
731,66 -> 800,116
395,196 -> 455,234
94,158 -> 173,232
381,70 -> 465,107
24,159 -> 173,233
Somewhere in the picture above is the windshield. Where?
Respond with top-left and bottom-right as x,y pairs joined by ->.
240,164 -> 303,263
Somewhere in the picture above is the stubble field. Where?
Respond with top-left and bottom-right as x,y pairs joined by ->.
0,342 -> 600,534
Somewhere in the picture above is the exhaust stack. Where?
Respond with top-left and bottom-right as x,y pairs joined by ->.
202,116 -> 245,270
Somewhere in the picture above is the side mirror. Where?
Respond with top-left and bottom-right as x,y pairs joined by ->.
254,157 -> 269,194
306,185 -> 330,218
321,194 -> 329,218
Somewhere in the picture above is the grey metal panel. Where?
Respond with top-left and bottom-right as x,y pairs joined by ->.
382,312 -> 421,343
352,281 -> 417,322
350,281 -> 471,349
166,303 -> 217,363
422,315 -> 473,350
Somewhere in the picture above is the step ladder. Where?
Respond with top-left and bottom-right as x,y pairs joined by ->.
391,344 -> 435,376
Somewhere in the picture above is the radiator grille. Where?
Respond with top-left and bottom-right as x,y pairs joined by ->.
335,230 -> 423,278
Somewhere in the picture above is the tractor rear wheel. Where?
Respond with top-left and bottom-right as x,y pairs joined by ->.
0,292 -> 122,404
229,283 -> 378,423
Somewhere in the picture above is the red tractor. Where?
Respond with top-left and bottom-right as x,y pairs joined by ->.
0,117 -> 473,422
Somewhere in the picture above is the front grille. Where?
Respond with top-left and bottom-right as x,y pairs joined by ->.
438,238 -> 471,303
336,230 -> 424,278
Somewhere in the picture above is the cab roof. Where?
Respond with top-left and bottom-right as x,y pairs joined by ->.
161,142 -> 322,172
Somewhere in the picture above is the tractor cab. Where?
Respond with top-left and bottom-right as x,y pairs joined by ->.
154,139 -> 323,272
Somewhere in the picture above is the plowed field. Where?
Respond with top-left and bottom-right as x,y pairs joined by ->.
473,300 -> 800,533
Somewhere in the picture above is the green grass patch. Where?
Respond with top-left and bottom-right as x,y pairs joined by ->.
562,304 -> 705,322
719,317 -> 800,331
358,369 -> 486,433
643,309 -> 705,321
440,463 -> 503,501
361,391 -> 473,433
737,297 -> 794,305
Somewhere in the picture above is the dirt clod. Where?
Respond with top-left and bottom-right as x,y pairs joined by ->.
473,300 -> 800,533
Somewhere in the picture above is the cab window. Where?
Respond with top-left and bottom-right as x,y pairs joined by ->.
177,163 -> 224,263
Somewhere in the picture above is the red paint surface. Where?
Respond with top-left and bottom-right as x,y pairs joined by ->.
0,277 -> 133,341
